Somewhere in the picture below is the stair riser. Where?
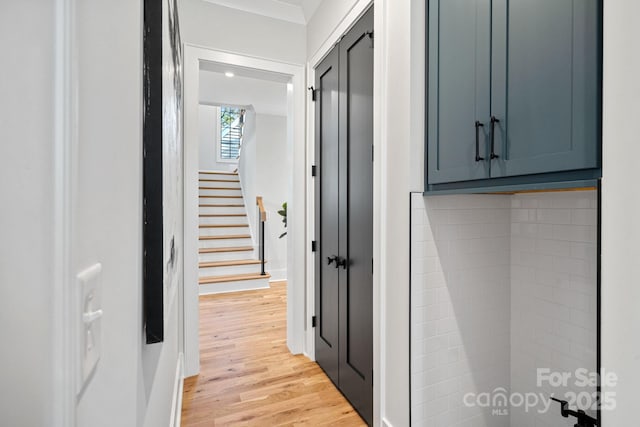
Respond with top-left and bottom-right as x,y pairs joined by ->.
199,250 -> 255,263
198,206 -> 246,215
198,180 -> 240,187
199,216 -> 248,225
199,173 -> 237,180
199,226 -> 249,236
199,263 -> 263,277
199,197 -> 244,205
199,238 -> 253,249
199,188 -> 243,197
199,178 -> 240,183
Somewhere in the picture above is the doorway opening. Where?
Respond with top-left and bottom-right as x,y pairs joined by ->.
195,62 -> 290,294
180,45 -> 306,377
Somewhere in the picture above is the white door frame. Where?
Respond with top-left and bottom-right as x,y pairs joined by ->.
305,1 -> 387,425
182,44 -> 307,376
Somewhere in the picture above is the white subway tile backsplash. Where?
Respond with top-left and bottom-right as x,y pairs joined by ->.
411,191 -> 597,427
411,194 -> 511,427
510,192 -> 597,427
536,208 -> 572,224
571,208 -> 597,226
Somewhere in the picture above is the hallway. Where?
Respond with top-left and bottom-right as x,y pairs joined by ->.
181,282 -> 366,426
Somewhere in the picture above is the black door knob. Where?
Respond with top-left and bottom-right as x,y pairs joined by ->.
336,257 -> 348,270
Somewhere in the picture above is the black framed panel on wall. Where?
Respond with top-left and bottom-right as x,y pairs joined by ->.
143,0 -> 184,344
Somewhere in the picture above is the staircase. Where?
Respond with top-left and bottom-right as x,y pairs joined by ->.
198,170 -> 271,294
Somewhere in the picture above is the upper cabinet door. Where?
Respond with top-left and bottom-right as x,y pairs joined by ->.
427,0 -> 492,184
490,0 -> 601,178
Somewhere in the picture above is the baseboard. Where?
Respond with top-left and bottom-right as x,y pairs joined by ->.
199,278 -> 270,295
267,268 -> 287,282
170,353 -> 184,427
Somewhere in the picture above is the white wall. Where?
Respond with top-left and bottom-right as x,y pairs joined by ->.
0,2 -> 55,425
198,104 -> 236,172
238,108 -> 257,233
238,112 -> 289,281
73,1 -> 180,426
306,0 -> 360,58
3,1 -> 183,425
411,194 -> 512,427
179,0 -> 307,64
379,0 -> 414,425
256,114 -> 289,280
601,1 -> 640,425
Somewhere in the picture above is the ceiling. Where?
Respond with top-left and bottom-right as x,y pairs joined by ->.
198,67 -> 289,116
201,0 -> 322,24
199,61 -> 291,84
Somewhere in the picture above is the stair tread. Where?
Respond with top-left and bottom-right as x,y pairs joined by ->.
199,246 -> 254,254
199,272 -> 271,285
199,224 -> 249,228
199,234 -> 251,240
199,204 -> 245,207
199,171 -> 238,176
199,259 -> 262,268
199,187 -> 242,190
199,214 -> 246,217
199,179 -> 240,183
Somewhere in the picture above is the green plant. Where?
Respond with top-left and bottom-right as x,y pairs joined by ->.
277,202 -> 287,238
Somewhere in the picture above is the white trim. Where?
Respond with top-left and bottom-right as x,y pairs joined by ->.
304,1 -> 385,425
169,353 -> 184,427
308,0 -> 374,68
285,68 -> 307,356
373,2 -> 388,426
267,268 -> 287,282
52,0 -> 77,425
304,66 -> 315,359
183,44 -> 306,377
381,417 -> 394,427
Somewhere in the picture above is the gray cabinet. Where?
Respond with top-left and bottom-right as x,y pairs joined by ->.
427,0 -> 491,184
427,0 -> 601,192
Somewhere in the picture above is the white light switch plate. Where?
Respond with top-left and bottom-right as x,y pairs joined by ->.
77,263 -> 103,394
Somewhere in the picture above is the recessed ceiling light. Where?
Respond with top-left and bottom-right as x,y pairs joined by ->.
225,71 -> 235,78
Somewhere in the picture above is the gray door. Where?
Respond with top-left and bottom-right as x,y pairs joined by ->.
314,7 -> 374,426
427,0 -> 492,183
314,45 -> 340,387
338,7 -> 374,425
490,0 -> 601,177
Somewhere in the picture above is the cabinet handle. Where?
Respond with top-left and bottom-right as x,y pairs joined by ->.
327,255 -> 338,266
490,116 -> 500,159
475,121 -> 485,162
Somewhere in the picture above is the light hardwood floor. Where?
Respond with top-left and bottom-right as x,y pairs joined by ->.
181,281 -> 366,426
